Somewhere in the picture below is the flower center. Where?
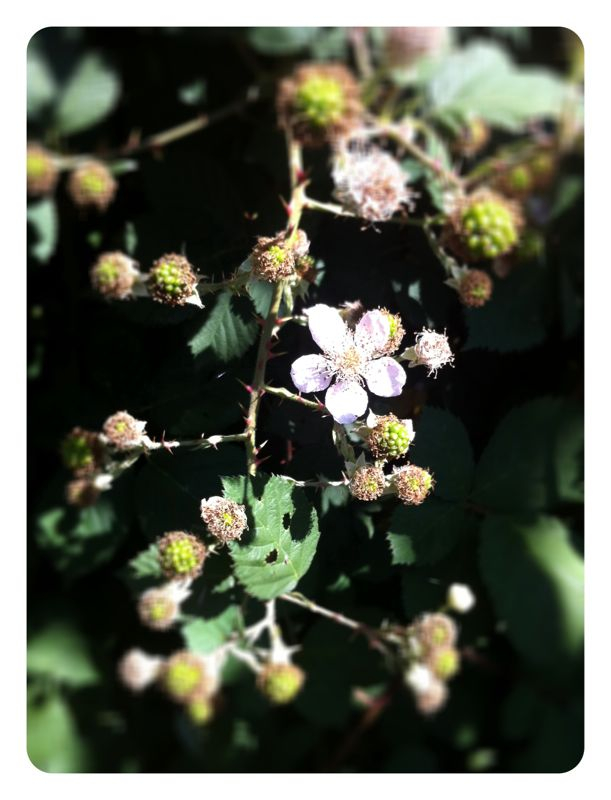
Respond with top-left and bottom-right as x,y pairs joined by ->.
332,343 -> 365,382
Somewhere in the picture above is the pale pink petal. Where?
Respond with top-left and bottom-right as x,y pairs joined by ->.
324,380 -> 368,424
305,304 -> 348,354
355,310 -> 391,355
290,354 -> 333,393
362,357 -> 406,397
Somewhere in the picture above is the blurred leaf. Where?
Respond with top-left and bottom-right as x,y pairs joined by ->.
109,159 -> 139,176
429,42 -> 571,130
411,407 -> 475,501
55,54 -> 121,136
35,494 -> 128,578
247,27 -> 320,55
489,27 -> 531,48
548,176 -> 583,221
387,500 -> 469,565
223,475 -> 320,600
178,79 -> 207,106
464,262 -> 549,353
124,221 -> 138,255
189,292 -> 258,361
27,45 -> 57,118
309,27 -> 349,61
479,514 -> 584,669
182,606 -> 242,654
472,397 -> 583,512
27,198 -> 58,263
127,543 -> 162,580
28,621 -> 99,687
511,699 -> 584,772
28,690 -> 91,772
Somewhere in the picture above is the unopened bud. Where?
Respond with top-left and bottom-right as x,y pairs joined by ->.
447,583 -> 475,613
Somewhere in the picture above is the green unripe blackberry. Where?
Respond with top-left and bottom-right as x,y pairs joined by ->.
27,144 -> 58,196
61,427 -> 104,476
257,663 -> 305,705
277,63 -> 363,147
91,252 -> 138,300
500,164 -> 533,197
157,531 -> 206,580
162,651 -> 211,703
148,253 -> 198,306
427,646 -> 460,681
460,196 -> 520,260
369,414 -> 413,460
187,694 -> 214,725
394,464 -> 434,506
68,160 -> 117,211
65,478 -> 101,508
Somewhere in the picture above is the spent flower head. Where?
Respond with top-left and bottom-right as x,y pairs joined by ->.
349,464 -> 386,501
118,649 -> 163,692
161,651 -> 214,703
393,464 -> 434,505
90,252 -> 139,300
257,663 -> 305,705
251,229 -> 309,282
200,496 -> 248,544
27,143 -> 59,196
103,411 -> 147,450
68,160 -> 117,211
403,328 -> 454,377
291,304 -> 407,424
137,581 -> 191,631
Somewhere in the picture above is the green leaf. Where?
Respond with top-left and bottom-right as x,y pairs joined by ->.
387,500 -> 469,566
247,27 -> 320,55
28,690 -> 92,772
27,45 -> 57,118
127,543 -> 162,580
54,54 -> 121,136
428,42 -> 571,131
35,494 -> 128,579
464,262 -> 549,353
28,198 -> 58,263
223,475 -> 320,600
411,407 -> 475,501
479,514 -> 583,669
472,397 -> 583,512
28,621 -> 99,687
182,606 -> 242,654
188,291 -> 258,361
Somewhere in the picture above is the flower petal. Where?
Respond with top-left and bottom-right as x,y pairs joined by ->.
324,380 -> 368,424
355,309 -> 391,355
305,304 -> 348,354
290,354 -> 333,393
362,357 -> 406,397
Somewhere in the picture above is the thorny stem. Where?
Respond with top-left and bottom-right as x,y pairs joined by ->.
262,384 -> 326,413
147,432 -> 249,451
279,592 -> 391,657
244,136 -> 307,476
55,86 -> 262,167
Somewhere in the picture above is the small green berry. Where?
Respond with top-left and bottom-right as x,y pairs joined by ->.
157,531 -> 206,580
61,427 -> 103,476
369,414 -> 413,460
257,663 -> 305,705
148,253 -> 198,306
162,651 -> 210,703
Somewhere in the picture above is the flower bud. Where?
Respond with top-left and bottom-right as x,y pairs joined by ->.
404,328 -> 454,377
404,662 -> 434,695
200,496 -> 248,544
384,27 -> 448,69
393,464 -> 434,505
103,411 -> 147,450
349,465 -> 386,501
148,253 -> 199,306
90,252 -> 139,300
277,63 -> 363,148
368,414 -> 414,460
157,531 -> 206,580
60,427 -> 105,476
444,190 -> 523,262
118,649 -> 163,692
137,582 -> 191,631
65,478 -> 101,508
426,646 -> 460,681
332,146 -> 416,223
68,160 -> 117,211
161,651 -> 213,703
27,144 -> 58,197
257,663 -> 305,705
447,583 -> 475,613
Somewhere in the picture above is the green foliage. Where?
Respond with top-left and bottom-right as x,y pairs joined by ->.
247,27 -> 320,55
472,397 -> 584,512
54,54 -> 121,136
27,198 -> 57,263
182,606 -> 243,654
479,514 -> 584,670
428,41 -> 571,130
27,45 -> 57,118
223,475 -> 320,600
28,690 -> 92,772
28,621 -> 100,687
127,543 -> 163,580
189,291 -> 258,361
388,501 -> 469,566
